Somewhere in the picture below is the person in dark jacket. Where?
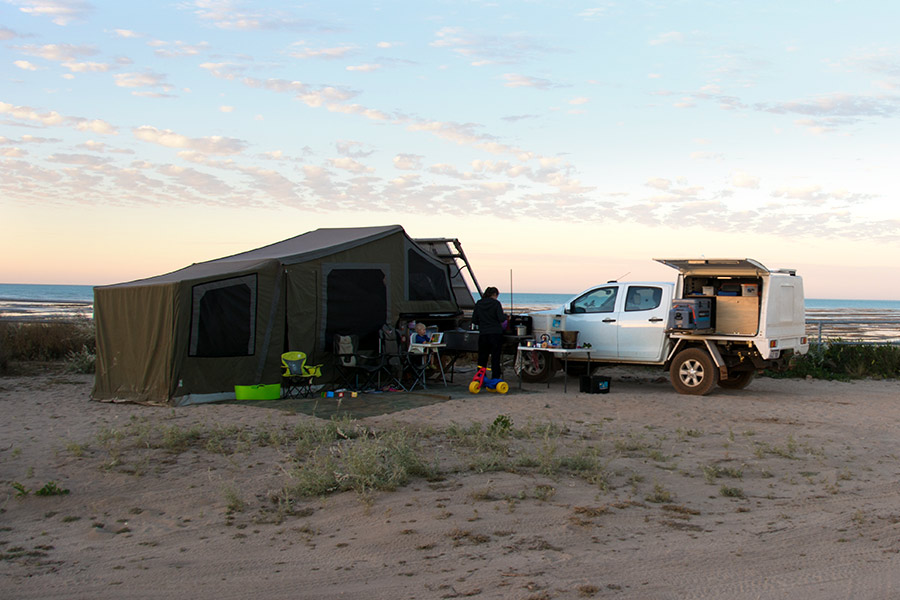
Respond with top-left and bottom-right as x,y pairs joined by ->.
471,286 -> 507,378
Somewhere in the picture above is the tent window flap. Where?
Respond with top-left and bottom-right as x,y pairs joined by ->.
189,274 -> 257,357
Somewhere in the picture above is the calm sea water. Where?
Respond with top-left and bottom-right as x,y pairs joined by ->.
500,292 -> 900,311
1,284 -> 899,318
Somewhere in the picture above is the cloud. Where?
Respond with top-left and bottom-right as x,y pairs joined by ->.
150,40 -> 210,58
346,63 -> 381,72
114,29 -> 140,38
758,93 -> 900,119
288,43 -> 357,60
502,73 -> 554,89
15,43 -> 97,62
329,157 -> 373,173
63,61 -> 113,73
1,27 -> 22,40
133,126 -> 247,155
336,140 -> 373,158
0,101 -> 64,126
431,27 -> 558,66
114,71 -> 173,94
189,0 -> 337,32
731,170 -> 760,189
649,31 -> 684,46
393,154 -> 422,170
377,41 -> 399,49
14,60 -> 39,71
569,96 -> 589,105
220,105 -> 235,113
73,118 -> 116,135
11,0 -> 92,26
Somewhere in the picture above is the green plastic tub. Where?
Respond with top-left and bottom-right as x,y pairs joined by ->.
234,383 -> 282,400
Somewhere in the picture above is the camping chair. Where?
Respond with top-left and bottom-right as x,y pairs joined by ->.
332,334 -> 381,391
378,325 -> 406,391
281,351 -> 323,398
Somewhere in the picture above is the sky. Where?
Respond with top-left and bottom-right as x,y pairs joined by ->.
2,0 -> 899,299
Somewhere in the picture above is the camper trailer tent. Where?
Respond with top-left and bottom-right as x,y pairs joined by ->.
92,225 -> 460,405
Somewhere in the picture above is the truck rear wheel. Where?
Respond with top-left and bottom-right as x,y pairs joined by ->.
670,348 -> 718,395
520,351 -> 555,383
717,370 -> 755,390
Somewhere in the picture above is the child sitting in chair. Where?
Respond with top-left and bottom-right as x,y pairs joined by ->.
413,322 -> 430,344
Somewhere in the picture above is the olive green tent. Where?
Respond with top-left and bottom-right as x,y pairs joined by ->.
92,225 -> 460,405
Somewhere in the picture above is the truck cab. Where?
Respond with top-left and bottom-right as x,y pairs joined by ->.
563,282 -> 673,362
521,258 -> 809,395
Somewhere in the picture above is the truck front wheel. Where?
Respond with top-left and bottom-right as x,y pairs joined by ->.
520,351 -> 555,383
670,348 -> 718,395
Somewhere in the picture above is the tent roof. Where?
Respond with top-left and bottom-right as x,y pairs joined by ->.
97,225 -> 405,289
220,224 -> 404,265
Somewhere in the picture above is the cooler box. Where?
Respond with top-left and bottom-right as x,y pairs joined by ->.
668,298 -> 712,331
580,375 -> 610,394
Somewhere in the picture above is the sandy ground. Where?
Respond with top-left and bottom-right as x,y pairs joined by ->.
2,366 -> 900,600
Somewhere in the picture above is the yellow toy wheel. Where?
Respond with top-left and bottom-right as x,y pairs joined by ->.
496,381 -> 509,394
468,381 -> 482,394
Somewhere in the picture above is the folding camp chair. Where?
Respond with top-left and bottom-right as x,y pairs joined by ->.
281,351 -> 323,398
332,333 -> 381,391
378,325 -> 406,391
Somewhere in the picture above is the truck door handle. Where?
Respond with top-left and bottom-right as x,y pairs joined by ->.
602,318 -> 616,323
649,317 -> 664,322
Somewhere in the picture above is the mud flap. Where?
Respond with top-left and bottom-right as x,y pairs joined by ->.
702,340 -> 729,380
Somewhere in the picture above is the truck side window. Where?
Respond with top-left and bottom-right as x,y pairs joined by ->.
572,287 -> 618,313
624,286 -> 662,312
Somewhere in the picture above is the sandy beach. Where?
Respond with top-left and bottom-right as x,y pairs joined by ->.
2,365 -> 899,599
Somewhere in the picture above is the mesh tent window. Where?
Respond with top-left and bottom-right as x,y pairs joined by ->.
323,266 -> 389,351
189,274 -> 257,357
407,247 -> 452,302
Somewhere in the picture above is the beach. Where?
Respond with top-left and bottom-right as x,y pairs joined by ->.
2,367 -> 900,599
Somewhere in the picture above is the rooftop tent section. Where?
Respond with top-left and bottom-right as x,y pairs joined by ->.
413,238 -> 481,311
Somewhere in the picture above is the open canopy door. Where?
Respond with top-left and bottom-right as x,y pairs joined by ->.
654,258 -> 771,277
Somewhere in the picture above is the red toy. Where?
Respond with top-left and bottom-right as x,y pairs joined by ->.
469,366 -> 509,394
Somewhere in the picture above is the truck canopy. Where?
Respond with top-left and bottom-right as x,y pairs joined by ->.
654,258 -> 795,277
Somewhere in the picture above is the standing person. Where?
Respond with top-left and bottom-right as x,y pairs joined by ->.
472,286 -> 507,379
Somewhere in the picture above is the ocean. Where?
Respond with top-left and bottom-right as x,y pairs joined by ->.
2,284 -> 899,322
500,292 -> 900,312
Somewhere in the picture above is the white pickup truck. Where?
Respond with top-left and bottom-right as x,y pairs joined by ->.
520,258 -> 809,395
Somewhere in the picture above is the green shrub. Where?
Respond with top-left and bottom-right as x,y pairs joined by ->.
774,343 -> 900,380
64,345 -> 96,374
0,319 -> 95,362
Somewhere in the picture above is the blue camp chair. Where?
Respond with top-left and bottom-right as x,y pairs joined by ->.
281,351 -> 322,398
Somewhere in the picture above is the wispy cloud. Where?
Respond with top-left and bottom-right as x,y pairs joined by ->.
431,27 -> 558,66
649,31 -> 684,46
288,42 -> 357,60
132,125 -> 246,155
0,101 -> 117,134
189,0 -> 337,32
502,73 -> 555,89
346,63 -> 381,72
10,0 -> 93,26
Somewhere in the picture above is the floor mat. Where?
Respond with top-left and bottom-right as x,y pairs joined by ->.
226,385 -> 467,419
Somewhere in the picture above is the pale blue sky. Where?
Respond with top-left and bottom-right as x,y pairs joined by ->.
2,0 -> 899,298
